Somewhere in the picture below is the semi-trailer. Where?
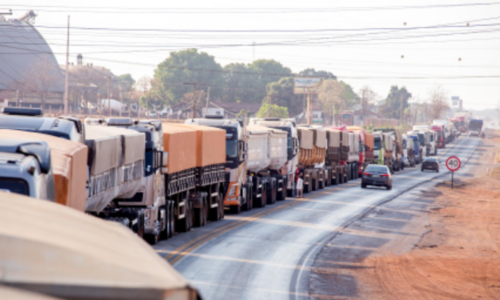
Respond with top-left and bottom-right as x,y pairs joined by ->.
162,123 -> 226,230
402,134 -> 416,167
325,128 -> 349,185
246,125 -> 288,208
297,125 -> 329,193
433,120 -> 452,143
469,119 -> 484,137
373,128 -> 403,172
372,132 -> 383,165
346,126 -> 374,175
0,191 -> 200,300
431,124 -> 446,148
408,134 -> 422,164
249,118 -> 299,197
185,116 -> 252,214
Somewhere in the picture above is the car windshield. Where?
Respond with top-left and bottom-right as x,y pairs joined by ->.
226,139 -> 238,158
424,158 -> 438,162
0,178 -> 29,196
365,166 -> 388,174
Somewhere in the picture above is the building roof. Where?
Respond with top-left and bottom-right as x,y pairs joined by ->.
0,14 -> 64,92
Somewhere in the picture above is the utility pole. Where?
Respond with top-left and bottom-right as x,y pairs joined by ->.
184,82 -> 197,118
63,15 -> 70,114
399,94 -> 403,125
205,87 -> 210,117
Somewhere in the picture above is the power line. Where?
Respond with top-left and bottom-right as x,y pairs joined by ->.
5,2 -> 500,13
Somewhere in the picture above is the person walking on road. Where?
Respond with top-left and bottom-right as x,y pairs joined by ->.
296,163 -> 304,198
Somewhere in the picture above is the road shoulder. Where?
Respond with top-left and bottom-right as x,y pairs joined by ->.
307,138 -> 500,300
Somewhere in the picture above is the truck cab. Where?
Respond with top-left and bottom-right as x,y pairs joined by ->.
248,118 -> 299,196
1,107 -> 85,143
185,116 -> 249,212
105,118 -> 169,244
0,140 -> 55,201
372,132 -> 383,165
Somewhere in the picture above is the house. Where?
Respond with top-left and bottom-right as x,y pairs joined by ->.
0,11 -> 65,110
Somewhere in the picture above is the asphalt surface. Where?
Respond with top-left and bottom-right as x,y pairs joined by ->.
154,136 -> 480,300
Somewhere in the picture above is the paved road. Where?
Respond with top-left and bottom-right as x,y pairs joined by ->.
154,137 -> 479,300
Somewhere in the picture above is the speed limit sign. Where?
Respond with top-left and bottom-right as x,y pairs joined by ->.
446,156 -> 461,172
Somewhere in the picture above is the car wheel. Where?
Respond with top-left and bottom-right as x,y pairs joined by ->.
361,183 -> 367,189
421,168 -> 424,172
387,184 -> 392,190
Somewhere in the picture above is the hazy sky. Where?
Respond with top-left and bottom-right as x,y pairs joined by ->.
5,0 -> 500,109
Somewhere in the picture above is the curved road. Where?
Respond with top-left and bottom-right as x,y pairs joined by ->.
155,137 -> 479,300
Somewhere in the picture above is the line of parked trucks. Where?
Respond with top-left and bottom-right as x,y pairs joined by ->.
0,108 -> 484,243
0,107 -> 484,300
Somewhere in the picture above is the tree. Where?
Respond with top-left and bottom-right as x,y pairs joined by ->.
379,86 -> 412,120
318,79 -> 345,125
263,77 -> 303,115
154,49 -> 224,104
117,74 -> 135,93
359,86 -> 377,119
428,85 -> 450,120
140,77 -> 168,110
247,59 -> 292,103
341,82 -> 360,108
298,68 -> 336,80
222,63 -> 253,103
255,103 -> 289,118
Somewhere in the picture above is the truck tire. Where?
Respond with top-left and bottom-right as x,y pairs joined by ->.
229,205 -> 241,214
144,233 -> 159,245
266,179 -> 276,205
209,192 -> 224,220
333,169 -> 339,185
176,209 -> 190,233
276,178 -> 286,201
168,202 -> 175,238
193,197 -> 205,227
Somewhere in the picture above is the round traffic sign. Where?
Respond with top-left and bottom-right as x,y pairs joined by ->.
446,156 -> 461,172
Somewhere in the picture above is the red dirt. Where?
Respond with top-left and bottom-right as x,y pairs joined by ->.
357,176 -> 500,300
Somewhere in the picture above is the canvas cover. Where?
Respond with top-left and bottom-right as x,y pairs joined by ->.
267,128 -> 288,170
162,124 -> 197,174
326,129 -> 341,148
85,126 -> 121,176
312,128 -> 327,149
0,286 -> 63,300
0,191 -> 198,300
297,128 -> 313,150
246,125 -> 270,173
0,130 -> 88,212
173,124 -> 225,167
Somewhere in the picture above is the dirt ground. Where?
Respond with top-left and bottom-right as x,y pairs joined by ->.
354,142 -> 500,299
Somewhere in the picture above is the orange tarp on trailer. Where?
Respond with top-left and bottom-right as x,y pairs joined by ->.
171,124 -> 225,167
161,124 -> 197,174
0,129 -> 88,212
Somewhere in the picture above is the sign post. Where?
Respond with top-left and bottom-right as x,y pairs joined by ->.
446,156 -> 461,189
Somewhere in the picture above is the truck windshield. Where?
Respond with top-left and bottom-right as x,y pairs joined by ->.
0,178 -> 29,196
418,134 -> 425,145
226,139 -> 238,158
374,138 -> 382,150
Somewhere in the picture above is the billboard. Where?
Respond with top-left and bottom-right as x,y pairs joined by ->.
451,96 -> 460,107
293,78 -> 323,94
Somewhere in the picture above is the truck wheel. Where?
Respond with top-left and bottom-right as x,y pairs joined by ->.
144,233 -> 159,245
193,199 -> 205,227
229,205 -> 241,214
209,192 -> 224,220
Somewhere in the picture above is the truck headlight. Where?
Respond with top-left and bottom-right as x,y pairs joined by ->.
228,185 -> 238,197
143,209 -> 151,225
